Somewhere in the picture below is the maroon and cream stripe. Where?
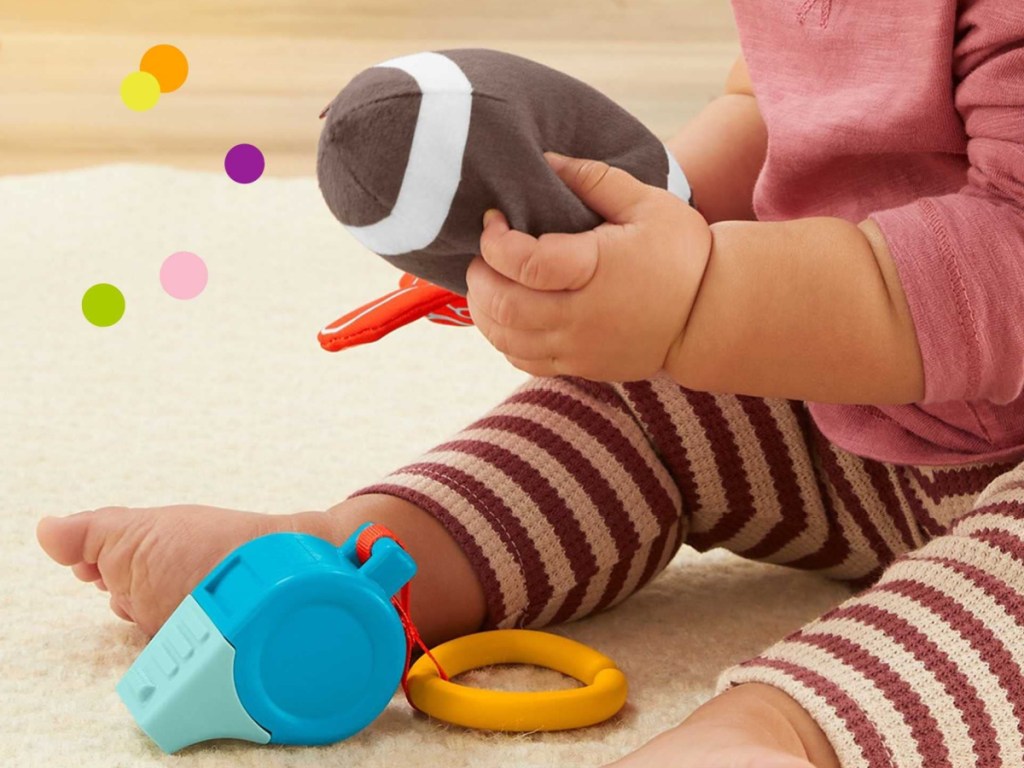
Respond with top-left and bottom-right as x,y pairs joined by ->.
350,371 -> 1016,637
718,463 -> 1024,768
349,367 -> 1024,766
349,374 -> 685,629
611,375 -> 1004,586
348,367 -> 1024,765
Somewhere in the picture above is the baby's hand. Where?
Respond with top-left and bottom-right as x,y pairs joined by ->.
465,152 -> 712,382
603,683 -> 837,768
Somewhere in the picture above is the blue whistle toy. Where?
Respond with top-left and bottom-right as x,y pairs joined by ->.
116,522 -> 415,753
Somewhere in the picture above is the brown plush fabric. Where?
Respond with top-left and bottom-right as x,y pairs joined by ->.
317,48 -> 677,295
318,66 -> 420,228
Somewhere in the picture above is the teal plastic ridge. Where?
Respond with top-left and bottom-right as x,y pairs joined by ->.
116,594 -> 271,753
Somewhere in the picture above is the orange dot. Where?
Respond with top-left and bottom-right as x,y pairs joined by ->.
139,44 -> 188,93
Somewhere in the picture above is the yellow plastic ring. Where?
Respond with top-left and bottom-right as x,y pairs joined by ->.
406,629 -> 628,731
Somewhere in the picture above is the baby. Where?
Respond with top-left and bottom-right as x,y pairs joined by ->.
38,1 -> 1024,766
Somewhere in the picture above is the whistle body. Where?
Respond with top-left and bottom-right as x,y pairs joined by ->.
116,524 -> 415,753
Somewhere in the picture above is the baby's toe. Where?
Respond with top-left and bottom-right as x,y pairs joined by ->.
71,561 -> 101,583
37,512 -> 95,566
109,595 -> 133,622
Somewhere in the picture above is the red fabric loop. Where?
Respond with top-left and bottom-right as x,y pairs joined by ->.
355,523 -> 450,710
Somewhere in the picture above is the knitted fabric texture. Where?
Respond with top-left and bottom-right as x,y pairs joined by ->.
731,0 -> 1024,466
349,372 -> 1024,766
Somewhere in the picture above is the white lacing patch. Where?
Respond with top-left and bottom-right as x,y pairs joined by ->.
344,52 -> 473,256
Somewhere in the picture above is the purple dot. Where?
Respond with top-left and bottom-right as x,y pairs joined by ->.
224,143 -> 265,184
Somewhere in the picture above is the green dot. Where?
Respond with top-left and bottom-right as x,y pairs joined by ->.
82,283 -> 126,327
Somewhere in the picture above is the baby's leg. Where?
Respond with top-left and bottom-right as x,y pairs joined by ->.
344,370 -> 991,644
35,498 -> 485,644
337,370 -> 960,638
343,373 -> 689,635
39,371 -> 691,646
41,370 -> 980,650
711,455 -> 1024,768
645,378 -> 1013,589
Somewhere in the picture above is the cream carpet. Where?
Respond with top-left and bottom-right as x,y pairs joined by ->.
1,165 -> 852,767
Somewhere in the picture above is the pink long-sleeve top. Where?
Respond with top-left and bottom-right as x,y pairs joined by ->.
730,0 -> 1024,466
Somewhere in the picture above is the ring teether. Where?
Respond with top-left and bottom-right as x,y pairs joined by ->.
406,629 -> 628,731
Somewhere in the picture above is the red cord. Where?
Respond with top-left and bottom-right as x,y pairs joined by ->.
355,524 -> 450,711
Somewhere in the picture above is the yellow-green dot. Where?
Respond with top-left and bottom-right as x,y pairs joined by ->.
82,284 -> 125,327
120,71 -> 161,111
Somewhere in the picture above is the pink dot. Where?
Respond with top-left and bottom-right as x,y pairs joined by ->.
160,251 -> 208,300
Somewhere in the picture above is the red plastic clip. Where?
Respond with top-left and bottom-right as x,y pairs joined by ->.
355,523 -> 449,711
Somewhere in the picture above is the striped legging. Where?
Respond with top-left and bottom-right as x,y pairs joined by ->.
350,373 -> 1024,768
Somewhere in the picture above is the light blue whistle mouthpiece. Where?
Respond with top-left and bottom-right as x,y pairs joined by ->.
116,523 -> 416,753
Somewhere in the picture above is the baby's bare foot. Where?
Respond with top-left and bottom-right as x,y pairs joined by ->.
37,505 -> 336,636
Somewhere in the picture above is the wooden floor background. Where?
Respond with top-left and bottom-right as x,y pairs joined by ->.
0,0 -> 739,177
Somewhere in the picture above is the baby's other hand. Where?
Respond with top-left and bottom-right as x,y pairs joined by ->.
602,683 -> 838,768
465,152 -> 711,383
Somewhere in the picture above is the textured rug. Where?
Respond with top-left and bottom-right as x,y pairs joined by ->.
1,165 -> 851,767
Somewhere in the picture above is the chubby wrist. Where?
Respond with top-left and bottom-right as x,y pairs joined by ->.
722,683 -> 841,768
662,208 -> 713,385
682,683 -> 809,759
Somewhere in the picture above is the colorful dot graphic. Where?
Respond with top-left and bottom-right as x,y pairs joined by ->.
224,143 -> 265,184
99,44 -> 251,324
140,44 -> 189,92
82,284 -> 126,327
120,71 -> 161,112
121,44 -> 189,111
160,251 -> 208,300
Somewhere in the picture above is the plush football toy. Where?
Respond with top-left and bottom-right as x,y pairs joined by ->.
316,48 -> 693,352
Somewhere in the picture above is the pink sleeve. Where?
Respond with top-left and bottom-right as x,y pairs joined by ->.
868,3 -> 1024,405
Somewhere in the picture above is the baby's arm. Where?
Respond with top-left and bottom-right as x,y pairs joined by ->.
666,53 -> 768,224
663,215 -> 926,405
661,56 -> 925,407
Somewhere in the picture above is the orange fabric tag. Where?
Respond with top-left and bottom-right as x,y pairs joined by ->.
318,274 -> 472,352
